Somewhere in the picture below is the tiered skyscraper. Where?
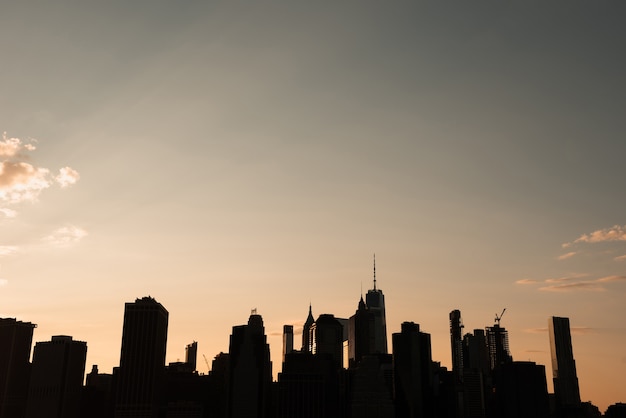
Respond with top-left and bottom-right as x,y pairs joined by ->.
549,316 -> 581,411
114,296 -> 169,418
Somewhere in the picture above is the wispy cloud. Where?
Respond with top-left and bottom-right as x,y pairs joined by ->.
515,279 -> 539,285
557,251 -> 577,260
563,225 -> 626,248
525,327 -> 595,335
0,246 -> 18,257
517,273 -> 624,292
0,208 -> 17,218
540,281 -> 605,292
614,255 -> 626,262
42,226 -> 88,247
596,275 -> 626,283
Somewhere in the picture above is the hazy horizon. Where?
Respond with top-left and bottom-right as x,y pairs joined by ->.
1,0 -> 625,412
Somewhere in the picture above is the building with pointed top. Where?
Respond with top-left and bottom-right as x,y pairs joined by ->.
366,255 -> 388,355
302,304 -> 315,353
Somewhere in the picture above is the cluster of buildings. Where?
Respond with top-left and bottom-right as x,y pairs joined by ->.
1,268 -> 625,418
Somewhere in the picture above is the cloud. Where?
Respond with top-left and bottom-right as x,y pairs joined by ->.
0,208 -> 17,218
0,246 -> 18,257
55,167 -> 80,188
42,226 -> 88,247
525,327 -> 548,334
0,133 -> 35,157
540,281 -> 605,292
557,251 -> 577,260
0,133 -> 79,206
515,279 -> 539,285
564,225 -> 626,247
544,274 -> 587,283
614,255 -> 626,262
525,327 -> 595,335
596,275 -> 626,283
0,279 -> 7,287
0,161 -> 51,203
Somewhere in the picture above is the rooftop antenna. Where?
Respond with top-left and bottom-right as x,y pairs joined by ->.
495,308 -> 506,326
251,308 -> 257,315
373,253 -> 377,290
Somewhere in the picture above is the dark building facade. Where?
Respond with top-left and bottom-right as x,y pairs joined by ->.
549,316 -> 581,414
228,312 -> 272,418
392,322 -> 434,418
114,296 -> 169,418
25,335 -> 87,418
0,318 -> 36,418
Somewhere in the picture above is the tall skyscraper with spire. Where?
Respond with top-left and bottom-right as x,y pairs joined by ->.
365,254 -> 388,354
302,304 -> 315,353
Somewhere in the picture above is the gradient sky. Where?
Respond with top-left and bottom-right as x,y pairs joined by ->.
1,1 -> 625,412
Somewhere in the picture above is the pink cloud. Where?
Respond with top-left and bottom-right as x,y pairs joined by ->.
557,251 -> 577,260
564,225 -> 626,247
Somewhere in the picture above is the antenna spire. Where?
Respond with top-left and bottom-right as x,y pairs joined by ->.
373,253 -> 377,290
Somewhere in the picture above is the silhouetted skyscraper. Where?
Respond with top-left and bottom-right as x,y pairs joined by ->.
450,310 -> 464,382
114,296 -> 169,418
25,335 -> 87,418
365,255 -> 388,355
310,314 -> 344,370
348,297 -> 375,367
549,317 -> 581,411
283,325 -> 294,366
392,322 -> 434,418
0,318 -> 36,418
302,304 -> 315,353
486,324 -> 512,371
229,311 -> 272,418
185,341 -> 198,372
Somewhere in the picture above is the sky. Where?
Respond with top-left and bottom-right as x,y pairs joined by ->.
1,0 -> 625,412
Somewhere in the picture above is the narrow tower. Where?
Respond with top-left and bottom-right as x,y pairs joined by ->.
365,254 -> 388,354
549,316 -> 581,410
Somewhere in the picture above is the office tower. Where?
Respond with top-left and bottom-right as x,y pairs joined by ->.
83,365 -> 114,418
302,304 -> 315,353
309,314 -> 344,370
283,325 -> 294,365
365,255 -> 388,354
462,330 -> 491,418
278,351 -> 336,418
493,361 -> 550,418
349,355 -> 395,418
114,296 -> 169,418
25,335 -> 87,418
449,310 -> 464,381
229,311 -> 272,418
348,297 -> 375,367
0,318 -> 36,418
392,322 -> 434,418
549,317 -> 581,410
186,341 -> 198,372
486,324 -> 512,371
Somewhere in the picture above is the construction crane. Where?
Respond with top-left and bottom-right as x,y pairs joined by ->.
495,308 -> 506,326
203,354 -> 210,373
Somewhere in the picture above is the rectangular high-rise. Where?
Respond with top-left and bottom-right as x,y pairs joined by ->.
0,318 -> 36,418
114,297 -> 169,418
548,316 -> 581,409
25,336 -> 87,418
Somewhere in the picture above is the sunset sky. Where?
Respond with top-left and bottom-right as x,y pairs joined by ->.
1,1 -> 625,412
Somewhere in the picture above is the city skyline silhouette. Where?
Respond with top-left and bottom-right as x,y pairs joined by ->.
1,0 -> 625,414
